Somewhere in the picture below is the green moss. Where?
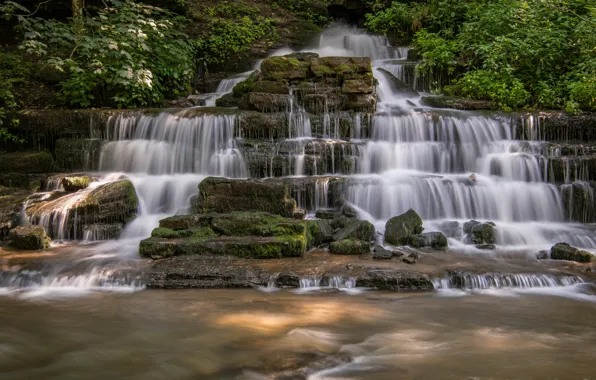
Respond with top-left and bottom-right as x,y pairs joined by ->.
159,215 -> 200,230
139,237 -> 177,259
190,226 -> 217,240
62,176 -> 91,192
329,239 -> 371,255
251,80 -> 289,94
260,56 -> 310,80
311,65 -> 334,76
232,71 -> 258,97
151,227 -> 192,239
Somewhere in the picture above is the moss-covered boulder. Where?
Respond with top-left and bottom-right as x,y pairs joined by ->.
261,56 -> 310,81
0,151 -> 54,173
310,57 -> 371,76
463,220 -> 496,245
196,177 -> 297,218
61,176 -> 92,192
329,239 -> 371,255
411,232 -> 448,250
251,80 -> 289,94
306,219 -> 334,248
215,93 -> 241,107
140,212 -> 307,260
384,209 -> 424,245
551,243 -> 593,263
0,186 -> 31,241
9,225 -> 51,250
76,180 -> 138,225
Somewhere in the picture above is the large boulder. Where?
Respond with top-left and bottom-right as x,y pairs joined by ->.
196,177 -> 297,218
306,219 -> 334,248
9,225 -> 51,250
310,57 -> 371,76
384,209 -> 424,245
332,219 -> 375,242
463,220 -> 496,245
61,176 -> 93,192
139,212 -> 307,260
551,243 -> 593,263
75,180 -> 138,225
411,232 -> 448,250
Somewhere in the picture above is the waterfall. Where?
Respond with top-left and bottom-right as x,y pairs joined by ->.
433,273 -> 585,290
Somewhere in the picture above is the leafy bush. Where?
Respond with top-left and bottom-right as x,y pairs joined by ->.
365,0 -> 596,111
18,1 -> 194,108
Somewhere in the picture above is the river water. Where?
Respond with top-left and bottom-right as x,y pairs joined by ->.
1,289 -> 595,379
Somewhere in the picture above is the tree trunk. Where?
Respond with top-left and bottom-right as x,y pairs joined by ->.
72,0 -> 84,42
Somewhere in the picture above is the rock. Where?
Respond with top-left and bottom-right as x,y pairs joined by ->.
215,93 -> 240,107
356,267 -> 433,291
186,94 -> 206,107
562,182 -> 596,223
329,239 -> 371,255
196,177 -> 297,218
0,186 -> 30,241
311,57 -> 371,76
343,93 -> 377,113
169,97 -> 194,108
341,203 -> 358,218
9,225 -> 51,250
61,176 -> 92,192
251,80 -> 289,94
306,219 -> 334,248
293,208 -> 306,220
261,56 -> 310,81
536,250 -> 549,260
551,243 -> 593,263
402,256 -> 417,264
436,220 -> 463,239
75,180 -> 138,225
372,245 -> 393,260
159,215 -> 201,230
140,212 -> 307,260
275,272 -> 301,288
411,232 -> 448,250
376,68 -> 419,98
463,220 -> 496,245
82,223 -> 124,240
315,209 -> 341,220
332,219 -> 375,242
0,151 -> 54,173
342,78 -> 374,94
476,244 -> 496,250
55,139 -> 104,171
239,92 -> 289,112
384,209 -> 424,245
421,96 -> 499,111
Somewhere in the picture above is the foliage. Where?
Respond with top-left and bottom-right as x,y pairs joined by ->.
18,1 -> 194,108
365,0 -> 596,110
268,0 -> 332,25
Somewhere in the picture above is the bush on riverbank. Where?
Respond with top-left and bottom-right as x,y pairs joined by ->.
365,0 -> 596,111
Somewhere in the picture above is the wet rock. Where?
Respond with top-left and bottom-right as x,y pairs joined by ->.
83,223 -> 124,240
561,182 -> 596,223
0,186 -> 30,241
140,212 -> 307,260
169,97 -> 194,108
215,93 -> 240,107
293,208 -> 306,220
372,245 -> 393,260
275,272 -> 300,288
343,93 -> 377,113
310,57 -> 371,76
463,220 -> 496,245
251,80 -> 289,94
436,220 -> 463,239
0,151 -> 54,173
332,219 -> 375,242
356,267 -> 433,291
61,176 -> 92,192
384,209 -> 424,245
340,203 -> 358,218
421,96 -> 498,110
306,219 -> 334,248
411,231 -> 448,250
402,256 -> 417,264
75,180 -> 138,225
186,94 -> 206,107
329,239 -> 370,255
476,244 -> 496,250
144,256 -> 269,289
196,177 -> 297,218
9,225 -> 51,250
342,77 -> 374,94
239,92 -> 290,112
536,250 -> 549,260
55,139 -> 104,171
551,243 -> 593,263
315,209 -> 341,220
376,68 -> 419,98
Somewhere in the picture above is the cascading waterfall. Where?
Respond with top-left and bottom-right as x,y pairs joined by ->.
433,273 -> 585,290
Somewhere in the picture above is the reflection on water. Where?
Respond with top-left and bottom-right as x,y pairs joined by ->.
1,289 -> 595,380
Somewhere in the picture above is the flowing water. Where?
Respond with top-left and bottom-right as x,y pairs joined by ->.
2,23 -> 595,377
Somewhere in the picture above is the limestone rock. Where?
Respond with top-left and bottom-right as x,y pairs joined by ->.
196,177 -> 297,218
551,243 -> 592,263
215,93 -> 240,107
9,225 -> 51,250
311,57 -> 371,76
384,209 -> 424,245
261,56 -> 310,81
329,239 -> 370,255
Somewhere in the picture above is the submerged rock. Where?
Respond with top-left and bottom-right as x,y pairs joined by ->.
384,209 -> 424,245
551,243 -> 593,263
329,239 -> 371,255
0,186 -> 30,241
9,225 -> 51,250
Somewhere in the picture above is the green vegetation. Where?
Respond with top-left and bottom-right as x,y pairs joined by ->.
365,0 -> 596,111
17,1 -> 194,108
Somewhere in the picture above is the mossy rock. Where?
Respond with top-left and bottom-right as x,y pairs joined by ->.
62,176 -> 92,192
0,151 -> 54,173
139,238 -> 178,259
151,227 -> 193,239
261,56 -> 310,81
77,180 -> 138,224
215,93 -> 240,107
385,209 -> 424,246
551,243 -> 593,263
239,92 -> 290,112
332,219 -> 375,242
9,225 -> 51,250
329,239 -> 371,255
306,219 -> 334,248
311,57 -> 371,77
159,215 -> 201,230
410,232 -> 448,250
251,80 -> 289,94
463,220 -> 496,245
209,212 -> 305,237
342,79 -> 374,94
232,71 -> 258,98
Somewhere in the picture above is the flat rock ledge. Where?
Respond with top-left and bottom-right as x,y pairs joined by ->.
142,255 -> 434,291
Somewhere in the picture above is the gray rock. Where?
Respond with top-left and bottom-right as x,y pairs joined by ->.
186,94 -> 207,107
356,267 -> 433,291
463,220 -> 496,245
551,243 -> 593,263
411,231 -> 448,249
332,219 -> 375,242
384,209 -> 424,245
372,245 -> 393,260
